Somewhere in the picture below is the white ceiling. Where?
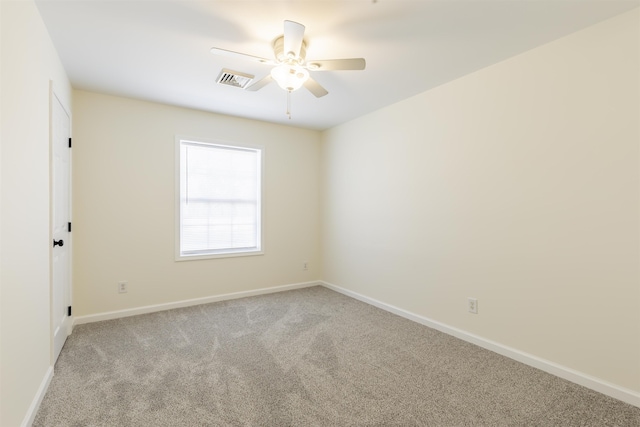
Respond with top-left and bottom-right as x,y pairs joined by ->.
36,0 -> 638,131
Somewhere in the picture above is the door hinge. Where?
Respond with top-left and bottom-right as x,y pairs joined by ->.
68,222 -> 72,232
68,137 -> 72,148
68,306 -> 72,316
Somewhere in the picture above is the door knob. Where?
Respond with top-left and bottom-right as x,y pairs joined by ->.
53,239 -> 64,247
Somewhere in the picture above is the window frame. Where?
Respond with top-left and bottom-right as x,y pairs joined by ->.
175,135 -> 264,261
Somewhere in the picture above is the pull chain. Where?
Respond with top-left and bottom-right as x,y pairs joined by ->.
286,90 -> 292,119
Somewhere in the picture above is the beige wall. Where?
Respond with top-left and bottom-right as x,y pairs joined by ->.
0,1 -> 72,425
72,91 -> 321,316
321,9 -> 640,393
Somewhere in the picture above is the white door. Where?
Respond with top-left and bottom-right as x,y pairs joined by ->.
52,93 -> 71,362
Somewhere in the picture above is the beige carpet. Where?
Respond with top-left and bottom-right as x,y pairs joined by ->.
34,286 -> 640,426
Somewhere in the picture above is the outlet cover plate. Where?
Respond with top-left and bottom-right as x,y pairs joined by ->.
118,281 -> 128,294
468,297 -> 478,314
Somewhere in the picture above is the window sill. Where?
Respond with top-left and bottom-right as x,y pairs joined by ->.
175,249 -> 264,262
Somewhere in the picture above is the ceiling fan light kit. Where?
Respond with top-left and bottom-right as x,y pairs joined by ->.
210,20 -> 366,117
270,65 -> 309,92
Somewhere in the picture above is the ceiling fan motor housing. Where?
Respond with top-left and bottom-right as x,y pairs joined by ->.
273,36 -> 307,64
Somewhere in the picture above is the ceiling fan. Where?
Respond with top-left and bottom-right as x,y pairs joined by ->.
210,20 -> 366,99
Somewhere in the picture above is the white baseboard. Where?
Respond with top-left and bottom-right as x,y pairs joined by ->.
73,281 -> 321,326
21,365 -> 53,427
320,281 -> 640,409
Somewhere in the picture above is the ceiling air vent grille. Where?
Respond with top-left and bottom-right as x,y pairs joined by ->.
216,69 -> 254,89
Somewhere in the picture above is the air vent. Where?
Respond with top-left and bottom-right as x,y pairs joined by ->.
216,69 -> 254,89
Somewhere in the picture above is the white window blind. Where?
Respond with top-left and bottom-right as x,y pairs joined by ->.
178,139 -> 262,259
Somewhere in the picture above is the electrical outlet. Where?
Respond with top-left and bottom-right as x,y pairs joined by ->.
118,281 -> 128,294
303,261 -> 308,271
468,297 -> 478,314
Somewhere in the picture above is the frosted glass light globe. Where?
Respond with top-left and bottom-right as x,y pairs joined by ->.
270,65 -> 309,92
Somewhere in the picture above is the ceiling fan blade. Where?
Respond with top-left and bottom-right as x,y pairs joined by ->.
306,58 -> 366,71
245,74 -> 273,91
303,77 -> 328,98
283,20 -> 305,58
210,47 -> 274,65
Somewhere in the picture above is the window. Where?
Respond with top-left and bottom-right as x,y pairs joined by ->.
176,137 -> 263,260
